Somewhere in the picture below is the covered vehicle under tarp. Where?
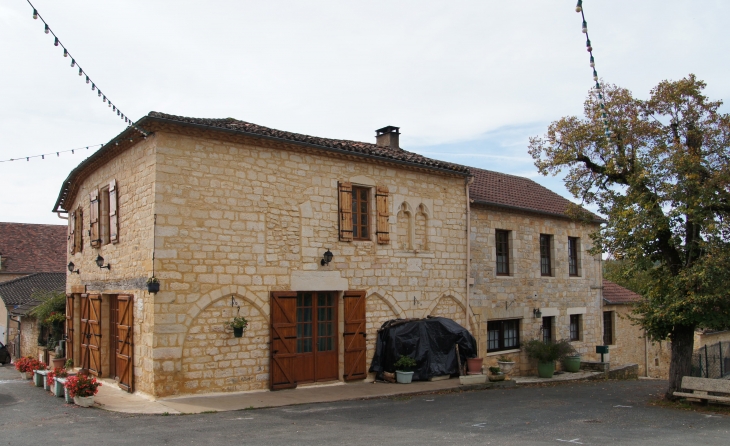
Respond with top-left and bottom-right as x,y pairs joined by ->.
369,316 -> 477,381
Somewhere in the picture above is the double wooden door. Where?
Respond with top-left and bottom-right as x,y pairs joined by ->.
270,290 -> 367,390
80,294 -> 102,376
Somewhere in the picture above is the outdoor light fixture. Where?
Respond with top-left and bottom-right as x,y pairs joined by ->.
533,308 -> 542,319
67,262 -> 80,274
320,249 -> 334,266
95,254 -> 110,270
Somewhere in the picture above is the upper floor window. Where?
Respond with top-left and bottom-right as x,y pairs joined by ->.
568,237 -> 580,276
352,186 -> 370,240
338,182 -> 389,244
90,179 -> 118,247
540,234 -> 552,276
496,230 -> 510,275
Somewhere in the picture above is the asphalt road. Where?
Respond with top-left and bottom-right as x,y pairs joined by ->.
1,363 -> 728,445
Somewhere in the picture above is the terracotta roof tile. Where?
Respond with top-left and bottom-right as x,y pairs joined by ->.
602,279 -> 642,305
468,167 -> 602,221
0,223 -> 67,275
0,272 -> 66,307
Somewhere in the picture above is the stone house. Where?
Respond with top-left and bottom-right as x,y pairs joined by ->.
0,222 -> 66,348
54,112 -> 603,398
468,168 -> 604,375
602,279 -> 730,379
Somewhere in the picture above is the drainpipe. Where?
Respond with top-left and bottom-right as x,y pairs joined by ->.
644,330 -> 650,377
465,177 -> 474,336
56,212 -> 68,220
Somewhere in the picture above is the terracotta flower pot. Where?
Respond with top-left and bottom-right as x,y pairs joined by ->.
466,358 -> 483,375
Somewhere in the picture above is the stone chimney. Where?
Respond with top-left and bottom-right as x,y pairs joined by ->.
375,126 -> 400,149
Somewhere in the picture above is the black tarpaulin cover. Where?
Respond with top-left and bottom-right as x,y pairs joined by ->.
369,316 -> 477,381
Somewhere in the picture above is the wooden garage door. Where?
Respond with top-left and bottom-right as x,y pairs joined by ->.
66,295 -> 74,364
80,294 -> 102,376
270,291 -> 297,390
343,290 -> 367,381
116,295 -> 134,392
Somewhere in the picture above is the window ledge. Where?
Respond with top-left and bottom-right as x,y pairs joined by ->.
487,348 -> 520,357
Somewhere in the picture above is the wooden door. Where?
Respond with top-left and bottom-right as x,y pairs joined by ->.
66,295 -> 74,364
270,291 -> 298,390
295,292 -> 338,383
81,294 -> 102,376
109,295 -> 119,379
343,290 -> 367,381
116,295 -> 134,392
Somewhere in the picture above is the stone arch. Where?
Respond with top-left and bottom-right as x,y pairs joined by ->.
425,293 -> 476,330
415,203 -> 429,251
365,292 -> 405,375
396,201 -> 412,250
179,291 -> 270,395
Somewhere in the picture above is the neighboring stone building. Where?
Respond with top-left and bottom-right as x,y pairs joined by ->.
0,273 -> 65,359
603,279 -> 730,379
468,168 -> 604,375
53,112 -> 604,397
0,222 -> 66,347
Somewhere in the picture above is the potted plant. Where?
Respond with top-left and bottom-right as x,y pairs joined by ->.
496,355 -> 516,376
563,352 -> 582,373
14,356 -> 34,380
524,338 -> 576,378
49,367 -> 69,398
466,356 -> 484,375
32,360 -> 48,387
146,277 -> 160,294
393,355 -> 417,384
488,366 -> 506,382
64,375 -> 102,407
226,316 -> 249,338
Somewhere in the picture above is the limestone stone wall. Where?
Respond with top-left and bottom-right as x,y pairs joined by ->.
469,205 -> 603,375
365,293 -> 402,378
151,131 -> 469,396
63,137 -> 157,395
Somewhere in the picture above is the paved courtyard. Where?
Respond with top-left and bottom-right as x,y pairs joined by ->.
1,364 -> 728,445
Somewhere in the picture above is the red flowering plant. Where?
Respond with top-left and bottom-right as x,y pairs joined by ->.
64,375 -> 102,398
14,357 -> 46,373
47,367 -> 68,387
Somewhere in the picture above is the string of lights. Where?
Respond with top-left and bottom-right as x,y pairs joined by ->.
0,144 -> 103,163
575,0 -> 612,140
24,0 -> 147,137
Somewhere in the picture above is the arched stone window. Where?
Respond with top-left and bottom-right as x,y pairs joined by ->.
415,203 -> 429,251
396,202 -> 412,250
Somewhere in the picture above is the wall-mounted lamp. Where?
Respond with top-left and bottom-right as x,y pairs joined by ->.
95,254 -> 110,270
67,262 -> 80,274
321,249 -> 334,266
533,308 -> 542,319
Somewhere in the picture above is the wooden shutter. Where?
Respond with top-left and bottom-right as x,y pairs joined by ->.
75,207 -> 83,253
68,210 -> 76,254
376,185 -> 390,244
66,295 -> 74,363
109,179 -> 119,244
338,182 -> 353,242
343,290 -> 367,381
89,190 -> 100,248
81,294 -> 102,376
116,295 -> 134,392
270,291 -> 298,390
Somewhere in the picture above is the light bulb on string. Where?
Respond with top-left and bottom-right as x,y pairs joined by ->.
57,152 -> 59,157
593,70 -> 598,81
54,37 -> 59,46
72,150 -> 74,154
582,21 -> 587,33
92,83 -> 96,91
98,90 -> 101,97
33,9 -> 38,19
586,39 -> 592,52
103,96 -> 106,102
71,59 -> 75,67
79,68 -> 83,76
41,155 -> 44,159
44,24 -> 49,34
576,0 -> 582,12
86,76 -> 90,84
590,56 -> 595,68
63,48 -> 68,57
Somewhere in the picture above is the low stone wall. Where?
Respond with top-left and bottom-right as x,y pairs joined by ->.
607,363 -> 639,380
580,361 -> 609,373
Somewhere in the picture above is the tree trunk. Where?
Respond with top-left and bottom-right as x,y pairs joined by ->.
665,325 -> 695,400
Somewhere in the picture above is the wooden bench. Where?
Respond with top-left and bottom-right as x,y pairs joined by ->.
673,376 -> 730,405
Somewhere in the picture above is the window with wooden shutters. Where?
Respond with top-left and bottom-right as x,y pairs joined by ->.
109,179 -> 119,244
375,186 -> 390,244
68,210 -> 76,254
352,187 -> 369,240
338,182 -> 353,241
90,189 -> 100,248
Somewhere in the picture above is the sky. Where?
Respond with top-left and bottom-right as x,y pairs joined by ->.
1,0 -> 728,225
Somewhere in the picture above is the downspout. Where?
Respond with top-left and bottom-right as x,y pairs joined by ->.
644,329 -> 650,377
56,212 -> 68,220
465,177 -> 474,338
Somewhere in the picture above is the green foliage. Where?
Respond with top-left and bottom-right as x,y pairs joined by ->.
28,291 -> 66,327
524,339 -> 576,363
393,355 -> 417,371
488,366 -> 501,375
226,316 -> 248,329
529,74 -> 730,342
496,355 -> 514,363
